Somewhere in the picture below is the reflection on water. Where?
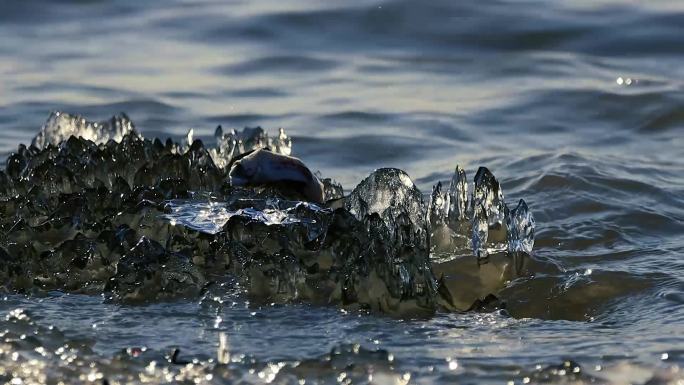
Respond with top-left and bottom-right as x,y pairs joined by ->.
1,0 -> 683,383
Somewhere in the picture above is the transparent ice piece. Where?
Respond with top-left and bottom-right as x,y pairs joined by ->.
272,127 -> 292,156
427,181 -> 448,227
429,167 -> 471,260
345,168 -> 426,234
472,167 -> 506,228
447,165 -> 468,225
506,199 -> 535,254
32,111 -> 137,149
472,203 -> 489,259
315,171 -> 345,201
209,126 -> 293,169
184,128 -> 195,151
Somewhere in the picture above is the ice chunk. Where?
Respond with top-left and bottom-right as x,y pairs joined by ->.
469,167 -> 508,257
447,165 -> 468,225
209,126 -> 293,169
472,167 -> 506,228
240,126 -> 268,150
32,111 -> 137,149
431,165 -> 521,260
343,168 -> 436,313
357,212 -> 437,313
507,199 -> 535,253
184,128 -> 195,151
315,172 -> 345,201
322,178 -> 344,201
272,127 -> 292,156
427,181 -> 448,227
472,203 -> 489,259
426,165 -> 537,261
345,168 -> 427,235
3,121 -> 441,315
427,167 -> 473,260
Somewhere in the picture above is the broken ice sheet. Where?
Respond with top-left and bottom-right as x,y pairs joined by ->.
162,197 -> 234,234
162,196 -> 328,234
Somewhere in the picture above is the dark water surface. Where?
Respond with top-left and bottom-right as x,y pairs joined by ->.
1,0 -> 683,383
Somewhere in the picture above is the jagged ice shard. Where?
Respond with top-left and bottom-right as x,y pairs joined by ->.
208,125 -> 292,168
470,203 -> 488,259
448,165 -> 468,225
428,181 -> 448,231
32,111 -> 137,149
427,165 -> 536,260
344,168 -> 437,312
472,167 -> 507,229
506,199 -> 535,254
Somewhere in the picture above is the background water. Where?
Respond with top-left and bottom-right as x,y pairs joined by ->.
1,0 -> 683,384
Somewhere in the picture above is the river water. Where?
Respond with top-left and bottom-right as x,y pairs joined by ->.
0,0 -> 683,384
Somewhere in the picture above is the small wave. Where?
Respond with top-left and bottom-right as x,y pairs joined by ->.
214,55 -> 338,75
204,112 -> 293,127
318,110 -> 393,123
501,269 -> 653,321
223,88 -> 288,98
640,102 -> 684,133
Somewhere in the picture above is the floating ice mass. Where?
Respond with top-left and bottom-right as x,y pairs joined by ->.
0,111 -> 535,315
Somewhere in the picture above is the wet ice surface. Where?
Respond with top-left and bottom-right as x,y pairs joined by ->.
163,197 -> 235,235
2,0 -> 684,383
163,197 -> 325,235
